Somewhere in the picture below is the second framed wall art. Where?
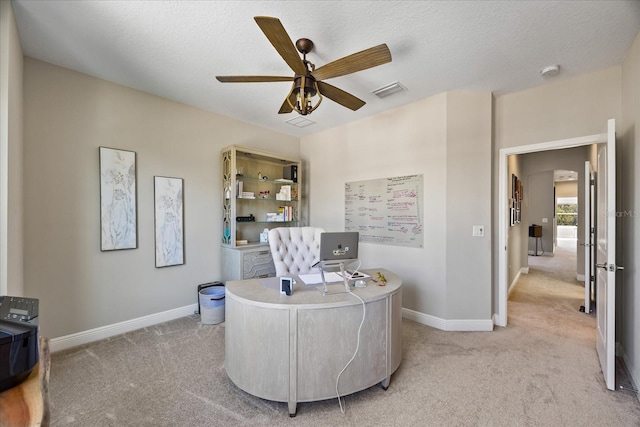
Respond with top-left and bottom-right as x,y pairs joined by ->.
154,176 -> 185,267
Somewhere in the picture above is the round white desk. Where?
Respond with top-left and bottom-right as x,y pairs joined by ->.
224,268 -> 402,416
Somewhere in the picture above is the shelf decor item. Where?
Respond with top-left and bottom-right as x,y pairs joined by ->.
154,176 -> 185,267
99,147 -> 137,251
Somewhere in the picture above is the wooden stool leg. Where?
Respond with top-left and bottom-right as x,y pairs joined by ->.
0,336 -> 50,427
39,336 -> 51,427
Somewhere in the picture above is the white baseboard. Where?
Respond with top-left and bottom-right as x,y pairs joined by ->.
576,274 -> 586,282
50,304 -> 198,353
492,313 -> 504,327
402,308 -> 493,331
402,308 -> 446,329
619,345 -> 640,403
508,267 -> 529,297
52,303 -> 495,352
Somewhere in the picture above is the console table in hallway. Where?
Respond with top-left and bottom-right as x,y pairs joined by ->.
224,268 -> 402,416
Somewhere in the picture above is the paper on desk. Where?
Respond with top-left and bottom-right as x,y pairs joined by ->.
298,272 -> 344,285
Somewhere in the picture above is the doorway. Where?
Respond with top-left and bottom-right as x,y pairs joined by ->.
499,120 -> 619,391
555,172 -> 579,255
497,132 -> 607,327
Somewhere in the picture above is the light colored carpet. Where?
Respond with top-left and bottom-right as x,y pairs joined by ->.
49,245 -> 640,426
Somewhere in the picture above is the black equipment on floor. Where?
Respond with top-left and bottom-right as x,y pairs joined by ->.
0,296 -> 39,393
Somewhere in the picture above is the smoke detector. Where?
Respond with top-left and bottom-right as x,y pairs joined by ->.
540,65 -> 560,78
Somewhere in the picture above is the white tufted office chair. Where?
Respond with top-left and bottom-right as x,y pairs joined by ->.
268,227 -> 325,276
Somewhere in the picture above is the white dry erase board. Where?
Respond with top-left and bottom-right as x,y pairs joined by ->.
345,174 -> 423,248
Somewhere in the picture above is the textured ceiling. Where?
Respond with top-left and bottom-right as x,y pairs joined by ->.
11,0 -> 640,137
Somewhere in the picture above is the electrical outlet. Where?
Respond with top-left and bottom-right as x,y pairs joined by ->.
542,218 -> 548,223
473,225 -> 485,237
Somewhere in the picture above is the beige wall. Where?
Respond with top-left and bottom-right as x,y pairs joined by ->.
620,29 -> 640,394
525,170 -> 554,253
445,92 -> 492,320
23,58 -> 298,339
301,92 -> 493,324
0,1 -> 24,296
495,66 -> 622,148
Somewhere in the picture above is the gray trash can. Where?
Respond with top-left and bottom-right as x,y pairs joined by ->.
199,286 -> 225,324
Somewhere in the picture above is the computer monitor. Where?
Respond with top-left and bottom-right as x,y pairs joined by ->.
319,231 -> 359,266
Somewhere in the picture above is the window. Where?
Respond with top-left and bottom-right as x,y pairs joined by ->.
557,196 -> 578,226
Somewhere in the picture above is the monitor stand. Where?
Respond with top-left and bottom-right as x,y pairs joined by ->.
317,260 -> 352,296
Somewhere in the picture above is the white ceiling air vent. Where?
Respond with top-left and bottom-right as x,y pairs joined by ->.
371,81 -> 407,98
285,116 -> 316,128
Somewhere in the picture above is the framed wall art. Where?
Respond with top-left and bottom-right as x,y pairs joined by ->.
100,147 -> 137,250
510,174 -> 523,226
154,176 -> 185,267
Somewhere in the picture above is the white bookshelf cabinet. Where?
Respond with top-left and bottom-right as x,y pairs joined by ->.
221,145 -> 302,280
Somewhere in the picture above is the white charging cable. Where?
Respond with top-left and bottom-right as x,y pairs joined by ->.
345,260 -> 363,280
335,290 -> 366,414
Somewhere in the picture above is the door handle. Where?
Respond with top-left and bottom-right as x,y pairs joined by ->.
596,263 -> 625,272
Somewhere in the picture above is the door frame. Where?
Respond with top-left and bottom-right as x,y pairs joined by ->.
496,132 -> 607,327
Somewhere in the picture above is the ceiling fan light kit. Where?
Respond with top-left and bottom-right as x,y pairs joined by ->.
216,16 -> 392,116
286,74 -> 323,116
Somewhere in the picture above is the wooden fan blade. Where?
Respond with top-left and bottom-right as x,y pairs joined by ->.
216,76 -> 294,83
278,92 -> 297,114
317,81 -> 365,111
312,44 -> 392,81
254,16 -> 307,75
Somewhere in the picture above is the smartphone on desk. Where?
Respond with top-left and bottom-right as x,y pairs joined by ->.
280,277 -> 293,296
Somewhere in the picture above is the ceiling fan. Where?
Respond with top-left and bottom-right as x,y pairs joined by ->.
216,16 -> 392,116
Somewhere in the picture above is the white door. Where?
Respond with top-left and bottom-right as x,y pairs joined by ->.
583,161 -> 594,314
595,119 -> 620,391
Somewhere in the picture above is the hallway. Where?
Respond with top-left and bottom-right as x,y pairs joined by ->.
509,237 -> 640,397
508,237 -> 594,342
